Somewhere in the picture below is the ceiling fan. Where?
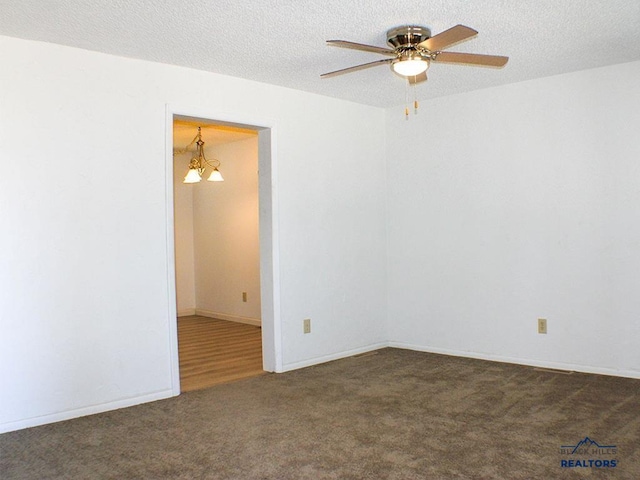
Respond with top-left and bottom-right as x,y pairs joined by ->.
321,24 -> 508,86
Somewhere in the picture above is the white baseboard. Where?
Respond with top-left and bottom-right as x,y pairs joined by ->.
282,342 -> 389,372
177,308 -> 196,317
388,342 -> 640,380
0,388 -> 176,434
195,309 -> 261,327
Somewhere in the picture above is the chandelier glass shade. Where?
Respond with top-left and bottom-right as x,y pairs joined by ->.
207,168 -> 224,182
183,168 -> 203,184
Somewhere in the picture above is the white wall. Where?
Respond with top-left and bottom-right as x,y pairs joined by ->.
173,146 -> 196,316
193,136 -> 262,323
0,35 -> 388,433
386,61 -> 640,378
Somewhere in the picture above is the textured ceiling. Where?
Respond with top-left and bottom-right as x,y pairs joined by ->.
1,0 -> 639,107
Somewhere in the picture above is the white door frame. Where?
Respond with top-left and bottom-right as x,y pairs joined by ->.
164,104 -> 283,395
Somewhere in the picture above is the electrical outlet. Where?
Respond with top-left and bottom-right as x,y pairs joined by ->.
303,318 -> 311,334
242,292 -> 247,302
538,318 -> 547,334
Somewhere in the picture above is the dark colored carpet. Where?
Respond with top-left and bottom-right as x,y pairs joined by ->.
1,348 -> 639,479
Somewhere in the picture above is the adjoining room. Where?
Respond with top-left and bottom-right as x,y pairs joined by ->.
172,119 -> 264,391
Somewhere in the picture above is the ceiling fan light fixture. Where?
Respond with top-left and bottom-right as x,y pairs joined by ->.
322,24 -> 508,117
392,57 -> 429,77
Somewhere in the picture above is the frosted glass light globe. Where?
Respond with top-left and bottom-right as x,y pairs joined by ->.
393,58 -> 429,77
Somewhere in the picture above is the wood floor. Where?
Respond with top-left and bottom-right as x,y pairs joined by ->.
177,315 -> 265,392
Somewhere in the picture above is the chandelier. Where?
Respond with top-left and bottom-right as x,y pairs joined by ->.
177,127 -> 224,184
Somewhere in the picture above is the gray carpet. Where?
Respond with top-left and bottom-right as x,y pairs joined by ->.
1,348 -> 639,479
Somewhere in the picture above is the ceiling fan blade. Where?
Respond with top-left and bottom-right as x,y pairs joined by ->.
434,51 -> 509,67
408,72 -> 428,85
419,24 -> 478,51
321,58 -> 394,78
326,40 -> 396,56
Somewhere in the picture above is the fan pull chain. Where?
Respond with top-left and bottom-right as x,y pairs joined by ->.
403,79 -> 421,119
405,79 -> 409,120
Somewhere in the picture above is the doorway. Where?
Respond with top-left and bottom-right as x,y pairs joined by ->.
165,107 -> 282,395
173,119 -> 261,390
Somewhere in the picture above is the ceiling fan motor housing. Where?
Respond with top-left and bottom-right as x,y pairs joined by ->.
386,26 -> 431,49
